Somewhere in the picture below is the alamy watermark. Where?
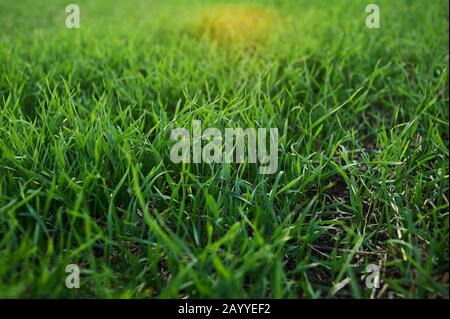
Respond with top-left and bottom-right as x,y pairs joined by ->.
170,120 -> 279,174
365,4 -> 380,29
65,264 -> 80,289
65,4 -> 80,29
64,4 -> 380,30
364,264 -> 381,289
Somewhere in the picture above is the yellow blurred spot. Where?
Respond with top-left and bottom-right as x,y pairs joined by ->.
196,5 -> 279,46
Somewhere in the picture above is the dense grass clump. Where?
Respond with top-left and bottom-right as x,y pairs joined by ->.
0,0 -> 448,298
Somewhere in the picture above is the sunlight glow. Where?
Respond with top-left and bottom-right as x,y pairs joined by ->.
198,5 -> 279,45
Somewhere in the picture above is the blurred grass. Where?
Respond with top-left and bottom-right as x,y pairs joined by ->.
0,0 -> 448,298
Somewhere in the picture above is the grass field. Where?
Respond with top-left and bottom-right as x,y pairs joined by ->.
0,0 -> 448,298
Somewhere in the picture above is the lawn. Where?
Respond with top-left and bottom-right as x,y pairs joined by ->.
0,0 -> 448,298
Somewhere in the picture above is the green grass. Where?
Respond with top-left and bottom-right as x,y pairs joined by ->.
0,0 -> 448,298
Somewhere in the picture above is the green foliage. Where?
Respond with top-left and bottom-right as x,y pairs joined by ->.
0,0 -> 448,298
